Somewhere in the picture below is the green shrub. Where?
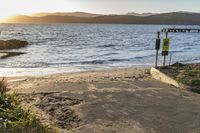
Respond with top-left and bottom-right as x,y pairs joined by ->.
0,79 -> 54,132
176,66 -> 200,87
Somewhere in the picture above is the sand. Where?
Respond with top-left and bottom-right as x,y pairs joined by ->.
6,68 -> 200,133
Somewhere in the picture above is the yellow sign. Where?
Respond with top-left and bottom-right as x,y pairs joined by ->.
162,39 -> 170,52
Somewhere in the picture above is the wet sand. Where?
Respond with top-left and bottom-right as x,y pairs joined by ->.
6,68 -> 200,133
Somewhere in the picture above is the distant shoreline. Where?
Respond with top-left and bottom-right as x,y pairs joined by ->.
3,12 -> 200,25
1,22 -> 198,26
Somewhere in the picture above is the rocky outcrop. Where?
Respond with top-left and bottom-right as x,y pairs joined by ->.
0,39 -> 28,50
0,52 -> 25,59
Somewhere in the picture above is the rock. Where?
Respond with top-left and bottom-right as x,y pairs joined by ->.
0,52 -> 25,59
0,39 -> 28,50
172,62 -> 185,67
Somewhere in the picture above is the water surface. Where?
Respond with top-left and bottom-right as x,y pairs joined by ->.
0,24 -> 199,76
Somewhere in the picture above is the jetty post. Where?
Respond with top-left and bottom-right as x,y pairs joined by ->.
154,32 -> 161,68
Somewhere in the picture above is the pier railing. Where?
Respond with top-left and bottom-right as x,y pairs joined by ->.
154,28 -> 200,68
161,28 -> 200,33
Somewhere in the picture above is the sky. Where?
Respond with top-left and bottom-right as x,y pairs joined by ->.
0,0 -> 200,19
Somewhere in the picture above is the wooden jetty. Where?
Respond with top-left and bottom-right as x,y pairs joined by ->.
161,28 -> 200,33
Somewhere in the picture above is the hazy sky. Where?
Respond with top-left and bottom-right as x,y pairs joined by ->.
0,0 -> 200,19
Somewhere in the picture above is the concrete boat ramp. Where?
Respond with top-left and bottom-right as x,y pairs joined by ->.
8,68 -> 200,133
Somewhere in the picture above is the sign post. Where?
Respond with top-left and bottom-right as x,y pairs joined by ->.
155,32 -> 161,68
162,32 -> 170,66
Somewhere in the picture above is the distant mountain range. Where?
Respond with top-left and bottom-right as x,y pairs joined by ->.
126,12 -> 156,16
3,12 -> 200,25
30,12 -> 101,17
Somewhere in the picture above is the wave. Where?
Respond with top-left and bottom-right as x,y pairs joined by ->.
97,44 -> 116,48
169,50 -> 184,54
181,57 -> 200,63
108,59 -> 129,62
134,54 -> 155,59
102,52 -> 118,56
44,38 -> 57,41
72,60 -> 106,65
183,47 -> 193,50
68,58 -> 130,65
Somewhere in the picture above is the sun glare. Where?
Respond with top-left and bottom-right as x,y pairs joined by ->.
0,13 -> 14,22
0,0 -> 18,22
0,0 -> 73,22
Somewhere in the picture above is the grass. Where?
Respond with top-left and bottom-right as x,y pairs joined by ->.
159,63 -> 200,88
0,78 -> 57,132
177,67 -> 200,87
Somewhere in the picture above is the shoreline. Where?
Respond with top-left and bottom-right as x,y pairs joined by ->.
0,66 -> 151,79
2,62 -> 199,79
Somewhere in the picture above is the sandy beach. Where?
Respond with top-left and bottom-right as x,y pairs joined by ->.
5,67 -> 200,133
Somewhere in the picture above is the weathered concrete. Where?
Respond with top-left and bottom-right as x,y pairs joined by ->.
151,67 -> 185,89
7,68 -> 200,133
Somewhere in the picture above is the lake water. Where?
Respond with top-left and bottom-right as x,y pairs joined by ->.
0,24 -> 199,76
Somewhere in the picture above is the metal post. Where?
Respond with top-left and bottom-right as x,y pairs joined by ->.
169,52 -> 172,66
163,32 -> 168,66
155,32 -> 160,68
163,56 -> 166,66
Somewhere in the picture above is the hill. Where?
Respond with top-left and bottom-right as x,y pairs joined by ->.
126,12 -> 156,16
31,11 -> 101,17
3,12 -> 200,25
